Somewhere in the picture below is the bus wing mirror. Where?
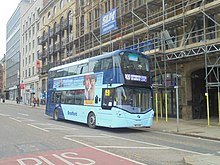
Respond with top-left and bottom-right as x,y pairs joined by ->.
108,79 -> 113,87
95,95 -> 98,103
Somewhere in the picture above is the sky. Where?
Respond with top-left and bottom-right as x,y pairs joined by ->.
0,0 -> 21,60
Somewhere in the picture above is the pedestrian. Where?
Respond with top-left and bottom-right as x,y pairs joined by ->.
33,97 -> 37,107
16,97 -> 19,104
37,97 -> 39,106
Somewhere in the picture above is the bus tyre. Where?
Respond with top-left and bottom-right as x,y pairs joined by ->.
53,108 -> 59,121
87,112 -> 96,128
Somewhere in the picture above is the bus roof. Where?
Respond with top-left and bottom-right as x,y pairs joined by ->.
49,58 -> 89,71
49,49 -> 144,72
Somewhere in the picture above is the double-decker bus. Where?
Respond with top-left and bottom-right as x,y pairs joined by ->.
46,49 -> 154,128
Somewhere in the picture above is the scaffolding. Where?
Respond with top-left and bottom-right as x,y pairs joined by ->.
40,0 -> 220,122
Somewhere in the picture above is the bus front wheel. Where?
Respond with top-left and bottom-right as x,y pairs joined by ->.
87,112 -> 96,128
53,108 -> 59,121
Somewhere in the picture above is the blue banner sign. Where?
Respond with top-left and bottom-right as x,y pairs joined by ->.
101,8 -> 117,35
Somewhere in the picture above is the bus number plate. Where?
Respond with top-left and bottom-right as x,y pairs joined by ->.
134,124 -> 141,127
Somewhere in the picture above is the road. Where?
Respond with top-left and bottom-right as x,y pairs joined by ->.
0,103 -> 220,165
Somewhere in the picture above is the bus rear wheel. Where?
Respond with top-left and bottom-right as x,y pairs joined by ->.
53,108 -> 59,121
87,112 -> 96,128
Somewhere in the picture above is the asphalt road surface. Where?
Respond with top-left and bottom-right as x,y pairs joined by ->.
1,103 -> 220,165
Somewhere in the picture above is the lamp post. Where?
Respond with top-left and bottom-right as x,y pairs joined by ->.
17,51 -> 21,104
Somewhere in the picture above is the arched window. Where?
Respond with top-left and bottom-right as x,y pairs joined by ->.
67,11 -> 73,56
48,11 -> 51,19
60,16 -> 64,30
53,6 -> 57,15
59,16 -> 65,58
26,21 -> 28,28
53,22 -> 58,44
60,17 -> 65,44
60,0 -> 64,9
67,11 -> 73,33
43,31 -> 46,41
42,16 -> 45,25
68,10 -> 73,27
53,22 -> 57,34
29,16 -> 31,25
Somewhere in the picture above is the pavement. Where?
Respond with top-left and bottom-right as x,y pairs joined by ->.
152,119 -> 220,165
2,99 -> 220,165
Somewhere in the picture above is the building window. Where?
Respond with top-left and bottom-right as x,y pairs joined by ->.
37,36 -> 40,45
81,15 -> 84,35
32,26 -> 35,35
104,2 -> 109,13
37,22 -> 40,31
42,79 -> 46,91
80,0 -> 84,6
48,11 -> 51,19
29,29 -> 31,38
29,68 -> 31,77
32,53 -> 35,62
42,17 -> 45,25
29,43 -> 31,52
76,17 -> 79,37
25,33 -> 28,41
53,6 -> 57,15
32,66 -> 35,76
33,13 -> 35,20
37,51 -> 40,59
88,12 -> 92,30
29,55 -> 31,64
60,0 -> 64,9
95,8 -> 99,28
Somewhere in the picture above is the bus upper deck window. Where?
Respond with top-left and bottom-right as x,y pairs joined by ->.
68,66 -> 77,76
128,53 -> 138,61
93,60 -> 101,72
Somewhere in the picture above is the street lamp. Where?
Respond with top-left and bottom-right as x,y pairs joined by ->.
17,51 -> 21,104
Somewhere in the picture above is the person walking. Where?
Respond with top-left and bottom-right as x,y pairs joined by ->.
16,97 -> 19,104
33,97 -> 37,107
